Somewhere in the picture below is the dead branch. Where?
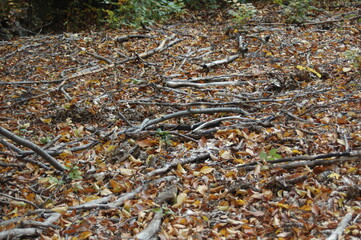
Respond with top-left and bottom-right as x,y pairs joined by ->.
53,34 -> 181,90
326,212 -> 353,240
70,152 -> 208,210
0,43 -> 42,61
0,127 -> 66,171
169,73 -> 258,83
115,34 -> 153,43
280,109 -> 309,122
138,34 -> 179,58
201,54 -> 241,69
0,192 -> 39,209
192,116 -> 258,132
135,211 -> 163,240
0,137 -> 98,158
0,213 -> 60,240
166,80 -> 254,88
240,152 -> 361,171
128,107 -> 250,132
145,152 -> 210,178
70,176 -> 176,210
0,228 -> 41,240
86,51 -> 113,64
239,151 -> 361,168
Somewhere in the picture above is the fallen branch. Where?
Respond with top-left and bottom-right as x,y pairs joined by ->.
326,212 -> 353,240
0,213 -> 60,240
71,152 -> 208,210
136,211 -> 163,240
239,151 -> 361,171
115,34 -> 153,43
238,151 -> 361,168
0,136 -> 98,162
166,80 -> 255,88
127,107 -> 250,133
0,192 -> 39,209
168,73 -> 257,83
70,176 -> 176,210
192,116 -> 257,132
0,127 -> 66,171
138,34 -> 179,59
145,152 -> 210,178
201,54 -> 241,69
55,34 -> 181,90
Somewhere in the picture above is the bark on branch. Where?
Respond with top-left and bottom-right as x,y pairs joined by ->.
0,127 -> 66,171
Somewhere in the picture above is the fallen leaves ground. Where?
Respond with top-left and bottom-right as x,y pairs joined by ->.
0,2 -> 360,239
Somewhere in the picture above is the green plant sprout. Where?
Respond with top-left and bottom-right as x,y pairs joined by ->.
156,128 -> 172,145
227,1 -> 257,24
66,165 -> 83,181
260,148 -> 281,161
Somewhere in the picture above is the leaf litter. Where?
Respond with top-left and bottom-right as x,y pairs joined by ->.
0,2 -> 360,239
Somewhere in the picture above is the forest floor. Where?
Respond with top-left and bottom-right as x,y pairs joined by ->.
0,2 -> 360,239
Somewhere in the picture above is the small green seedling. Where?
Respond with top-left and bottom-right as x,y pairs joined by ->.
260,148 -> 281,161
156,128 -> 171,145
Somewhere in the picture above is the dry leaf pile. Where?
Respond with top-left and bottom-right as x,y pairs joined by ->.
0,2 -> 360,239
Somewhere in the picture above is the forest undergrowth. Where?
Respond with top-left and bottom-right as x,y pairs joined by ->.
0,2 -> 360,239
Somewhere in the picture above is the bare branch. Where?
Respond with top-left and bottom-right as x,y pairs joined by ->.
327,213 -> 353,240
0,127 -> 66,171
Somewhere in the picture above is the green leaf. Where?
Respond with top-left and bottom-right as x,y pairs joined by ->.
269,148 -> 278,156
260,152 -> 268,160
152,208 -> 163,213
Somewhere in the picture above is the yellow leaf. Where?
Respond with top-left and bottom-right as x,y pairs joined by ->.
337,139 -> 345,146
119,168 -> 134,176
79,231 -> 92,240
277,203 -> 290,209
106,145 -> 116,152
177,163 -> 186,174
196,185 -> 208,195
200,166 -> 214,174
173,192 -> 187,207
220,150 -> 232,160
9,207 -> 18,217
193,171 -> 200,176
296,65 -> 321,78
84,195 -> 101,202
292,149 -> 303,155
347,167 -> 357,173
306,67 -> 321,78
235,199 -> 246,206
327,172 -> 340,179
295,129 -> 304,137
10,201 -> 26,207
129,155 -> 142,164
300,205 -> 311,211
234,158 -> 244,164
41,118 -> 52,124
100,188 -> 112,196
217,205 -> 229,211
51,205 -> 68,213
296,65 -> 306,71
59,150 -> 72,159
